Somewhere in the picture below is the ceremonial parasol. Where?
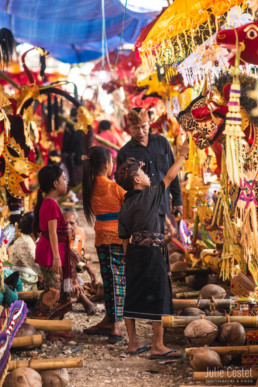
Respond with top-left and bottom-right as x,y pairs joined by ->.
139,0 -> 247,70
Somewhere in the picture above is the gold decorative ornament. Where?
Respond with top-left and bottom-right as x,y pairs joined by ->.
74,106 -> 93,134
0,136 -> 41,199
17,84 -> 40,114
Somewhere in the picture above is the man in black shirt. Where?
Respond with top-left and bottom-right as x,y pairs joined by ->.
116,107 -> 183,233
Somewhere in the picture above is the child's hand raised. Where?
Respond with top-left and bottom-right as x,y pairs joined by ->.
179,136 -> 190,157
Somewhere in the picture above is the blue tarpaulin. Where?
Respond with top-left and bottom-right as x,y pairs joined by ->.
0,0 -> 157,63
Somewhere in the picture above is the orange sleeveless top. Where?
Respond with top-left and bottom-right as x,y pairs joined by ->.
91,176 -> 126,246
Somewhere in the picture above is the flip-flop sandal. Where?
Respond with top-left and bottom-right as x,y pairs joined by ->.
107,335 -> 124,344
150,349 -> 183,360
128,343 -> 152,355
83,327 -> 111,336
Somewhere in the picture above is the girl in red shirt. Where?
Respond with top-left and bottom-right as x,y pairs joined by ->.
32,164 -> 73,320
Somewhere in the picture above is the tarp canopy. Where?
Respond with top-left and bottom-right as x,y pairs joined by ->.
0,0 -> 157,63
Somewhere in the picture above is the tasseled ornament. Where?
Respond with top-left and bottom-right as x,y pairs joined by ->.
224,81 -> 245,186
213,152 -> 244,280
235,171 -> 258,262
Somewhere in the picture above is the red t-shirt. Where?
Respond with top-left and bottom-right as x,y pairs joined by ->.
35,198 -> 67,266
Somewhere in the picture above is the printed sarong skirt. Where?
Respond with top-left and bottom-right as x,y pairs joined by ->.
31,266 -> 72,320
96,244 -> 126,322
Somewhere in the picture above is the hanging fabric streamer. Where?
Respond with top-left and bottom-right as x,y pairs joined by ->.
41,102 -> 45,119
54,95 -> 59,131
59,98 -> 63,114
0,28 -> 14,69
73,83 -> 78,101
40,52 -> 46,82
47,94 -> 52,133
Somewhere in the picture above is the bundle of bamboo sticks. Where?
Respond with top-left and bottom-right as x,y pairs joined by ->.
162,315 -> 258,328
185,345 -> 258,356
8,357 -> 84,371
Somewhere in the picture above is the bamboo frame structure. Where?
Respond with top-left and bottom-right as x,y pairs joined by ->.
176,291 -> 200,298
162,315 -> 258,328
8,357 -> 84,371
173,299 -> 234,310
171,269 -> 212,276
185,345 -> 258,356
12,335 -> 42,348
25,319 -> 72,331
18,291 -> 43,302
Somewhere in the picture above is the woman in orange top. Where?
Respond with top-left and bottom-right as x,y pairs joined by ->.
82,146 -> 126,342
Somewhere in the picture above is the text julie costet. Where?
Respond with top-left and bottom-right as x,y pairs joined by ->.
206,367 -> 254,380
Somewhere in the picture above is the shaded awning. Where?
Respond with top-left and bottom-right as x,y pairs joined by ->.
0,0 -> 157,63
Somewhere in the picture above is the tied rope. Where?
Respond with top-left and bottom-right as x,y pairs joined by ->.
101,0 -> 128,71
209,295 -> 218,315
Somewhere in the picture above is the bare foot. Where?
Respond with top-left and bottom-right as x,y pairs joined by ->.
84,303 -> 98,315
127,341 -> 148,353
78,294 -> 98,315
110,322 -> 123,337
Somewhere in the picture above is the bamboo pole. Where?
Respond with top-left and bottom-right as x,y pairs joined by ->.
12,335 -> 43,348
18,291 -> 43,302
162,315 -> 258,328
185,345 -> 258,356
176,291 -> 200,299
172,299 -> 234,310
58,115 -> 120,151
171,269 -> 212,276
193,369 -> 258,381
0,71 -> 21,89
8,357 -> 84,371
25,319 -> 72,331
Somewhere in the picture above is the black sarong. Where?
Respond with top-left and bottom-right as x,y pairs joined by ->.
124,232 -> 174,321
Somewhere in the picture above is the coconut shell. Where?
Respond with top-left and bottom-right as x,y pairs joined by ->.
179,307 -> 206,316
189,348 -> 223,371
167,246 -> 183,255
199,284 -> 226,299
3,367 -> 42,387
170,261 -> 188,280
16,323 -> 38,337
170,261 -> 188,271
184,319 -> 218,346
169,252 -> 184,264
186,274 -> 209,290
218,322 -> 246,346
40,369 -> 69,387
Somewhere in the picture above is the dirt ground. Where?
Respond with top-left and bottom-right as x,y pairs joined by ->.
11,209 -> 256,387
